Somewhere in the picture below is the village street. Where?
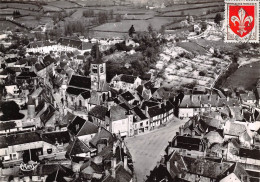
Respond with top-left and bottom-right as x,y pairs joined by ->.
125,116 -> 189,182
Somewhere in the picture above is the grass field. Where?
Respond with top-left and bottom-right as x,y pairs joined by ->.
92,17 -> 172,33
162,6 -> 223,16
47,1 -> 80,9
0,8 -> 39,16
16,16 -> 52,28
0,21 -> 20,31
42,5 -> 62,12
223,61 -> 260,90
0,3 -> 39,11
158,2 -> 224,13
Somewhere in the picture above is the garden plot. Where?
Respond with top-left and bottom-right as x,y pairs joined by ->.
42,5 -> 62,12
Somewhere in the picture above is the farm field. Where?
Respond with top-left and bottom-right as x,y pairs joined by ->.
158,1 -> 224,13
223,61 -> 260,90
162,6 -> 223,16
42,5 -> 62,12
47,1 -> 80,9
0,3 -> 40,11
16,16 -> 53,28
74,0 -> 115,7
0,21 -> 21,31
92,17 -> 173,33
0,9 -> 39,16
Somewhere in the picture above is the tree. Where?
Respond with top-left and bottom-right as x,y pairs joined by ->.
128,25 -> 135,38
214,13 -> 222,25
0,101 -> 24,121
159,25 -> 165,35
115,14 -> 121,22
91,44 -> 102,59
147,23 -> 153,35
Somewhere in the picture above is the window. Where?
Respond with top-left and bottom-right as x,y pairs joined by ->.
140,122 -> 143,127
100,66 -> 104,73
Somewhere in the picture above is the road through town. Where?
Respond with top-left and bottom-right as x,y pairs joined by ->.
125,116 -> 188,182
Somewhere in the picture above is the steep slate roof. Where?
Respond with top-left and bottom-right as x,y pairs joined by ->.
89,105 -> 108,121
239,148 -> 260,160
67,116 -> 87,136
77,120 -> 99,137
80,91 -> 91,99
0,132 -> 42,148
42,131 -> 70,145
68,75 -> 91,90
119,74 -> 137,84
43,55 -> 56,66
80,160 -> 103,174
132,106 -> 147,121
17,71 -> 37,79
171,136 -> 205,151
66,87 -> 88,96
40,104 -> 56,125
66,138 -> 91,157
120,91 -> 135,101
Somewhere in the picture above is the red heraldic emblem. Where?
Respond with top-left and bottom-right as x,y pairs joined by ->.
229,5 -> 255,37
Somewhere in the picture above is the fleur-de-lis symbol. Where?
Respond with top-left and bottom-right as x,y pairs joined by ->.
231,8 -> 253,36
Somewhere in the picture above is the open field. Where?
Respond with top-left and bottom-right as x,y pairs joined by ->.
47,1 -> 80,9
158,1 -> 224,13
0,3 -> 40,11
0,21 -> 20,31
223,61 -> 260,90
74,0 -> 115,7
0,8 -> 39,16
15,16 -> 52,28
42,5 -> 62,12
92,17 -> 173,33
162,6 -> 223,16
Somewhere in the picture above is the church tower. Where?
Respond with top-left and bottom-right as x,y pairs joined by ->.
90,44 -> 106,91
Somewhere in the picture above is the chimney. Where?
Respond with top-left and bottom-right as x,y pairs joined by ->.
111,157 -> 117,169
124,156 -> 128,170
179,126 -> 183,136
113,142 -> 116,154
166,161 -> 170,172
191,130 -> 196,137
227,96 -> 229,102
145,106 -> 149,117
111,167 -> 116,178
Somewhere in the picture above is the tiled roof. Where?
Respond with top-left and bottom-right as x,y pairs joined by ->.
77,120 -> 99,137
204,131 -> 223,144
0,132 -> 42,148
144,81 -> 154,90
5,57 -> 17,63
114,165 -> 132,182
81,160 -> 103,174
89,105 -> 108,121
90,127 -> 114,147
89,90 -> 102,105
183,156 -> 232,179
240,91 -> 256,101
140,100 -> 159,110
224,121 -> 247,137
167,150 -> 187,179
132,106 -> 147,120
68,75 -> 91,90
110,105 -> 127,121
120,74 -> 137,84
43,55 -> 56,66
